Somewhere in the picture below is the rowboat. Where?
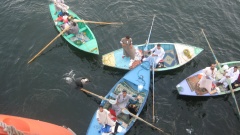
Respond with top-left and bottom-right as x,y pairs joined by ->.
102,43 -> 203,71
49,3 -> 99,55
176,61 -> 240,96
0,114 -> 76,135
86,61 -> 151,135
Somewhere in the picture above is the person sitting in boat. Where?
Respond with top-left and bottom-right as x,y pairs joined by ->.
142,44 -> 165,68
97,105 -> 115,129
218,66 -> 239,88
129,47 -> 143,69
112,90 -> 138,116
53,0 -> 68,14
67,22 -> 79,35
215,65 -> 229,80
54,11 -> 69,25
227,73 -> 240,90
120,36 -> 135,59
197,64 -> 217,94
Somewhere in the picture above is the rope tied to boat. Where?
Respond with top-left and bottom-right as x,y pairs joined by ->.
0,122 -> 24,135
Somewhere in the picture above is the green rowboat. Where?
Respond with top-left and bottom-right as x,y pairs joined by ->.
49,3 -> 99,55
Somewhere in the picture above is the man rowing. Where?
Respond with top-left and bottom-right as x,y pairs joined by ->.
143,44 -> 165,68
112,90 -> 138,116
218,66 -> 239,88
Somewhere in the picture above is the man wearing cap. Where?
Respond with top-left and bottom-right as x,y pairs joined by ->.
112,90 -> 137,116
143,44 -> 165,68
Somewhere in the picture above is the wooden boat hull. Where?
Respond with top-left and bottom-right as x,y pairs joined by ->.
176,61 -> 240,96
86,62 -> 151,135
102,43 -> 203,71
49,3 -> 99,55
0,114 -> 76,135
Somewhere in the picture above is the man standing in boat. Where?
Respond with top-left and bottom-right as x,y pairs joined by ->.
112,90 -> 138,116
120,36 -> 135,59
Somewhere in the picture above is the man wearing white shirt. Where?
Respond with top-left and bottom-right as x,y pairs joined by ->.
218,66 -> 239,88
143,44 -> 165,67
96,106 -> 115,127
198,64 -> 217,94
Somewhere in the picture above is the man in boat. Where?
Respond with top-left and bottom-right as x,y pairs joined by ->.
129,46 -> 143,69
112,90 -> 138,116
68,22 -> 79,35
215,65 -> 229,80
143,44 -> 165,68
218,66 -> 239,88
54,12 -> 69,25
74,77 -> 90,89
53,0 -> 68,14
198,64 -> 217,94
120,36 -> 135,59
97,106 -> 115,130
227,73 -> 240,90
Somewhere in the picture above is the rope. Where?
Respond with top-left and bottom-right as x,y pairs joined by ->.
0,122 -> 24,135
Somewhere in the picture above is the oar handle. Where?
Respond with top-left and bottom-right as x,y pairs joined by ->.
28,26 -> 70,64
73,19 -> 123,25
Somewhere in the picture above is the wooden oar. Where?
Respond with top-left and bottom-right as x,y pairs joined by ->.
152,61 -> 155,123
143,15 -> 156,52
28,26 -> 70,64
80,88 -> 117,104
73,19 -> 123,25
121,108 -> 165,133
201,29 -> 240,117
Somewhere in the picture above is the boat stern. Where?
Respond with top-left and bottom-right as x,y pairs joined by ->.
102,52 -> 116,67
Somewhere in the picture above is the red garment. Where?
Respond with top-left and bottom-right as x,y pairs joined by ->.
237,74 -> 240,82
109,109 -> 117,121
57,16 -> 68,23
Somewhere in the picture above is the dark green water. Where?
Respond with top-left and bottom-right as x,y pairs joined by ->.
1,0 -> 240,134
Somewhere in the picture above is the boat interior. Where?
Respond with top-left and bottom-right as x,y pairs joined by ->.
103,80 -> 147,129
186,64 -> 240,95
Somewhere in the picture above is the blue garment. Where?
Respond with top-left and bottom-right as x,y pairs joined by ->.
100,124 -> 111,133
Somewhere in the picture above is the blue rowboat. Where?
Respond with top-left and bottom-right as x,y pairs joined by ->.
102,43 -> 203,71
49,3 -> 99,55
176,61 -> 240,96
87,61 -> 151,135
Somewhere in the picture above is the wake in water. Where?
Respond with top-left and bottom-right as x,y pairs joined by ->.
63,70 -> 76,84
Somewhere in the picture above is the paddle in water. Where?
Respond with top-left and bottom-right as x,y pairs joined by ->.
201,29 -> 240,118
143,15 -> 156,52
28,25 -> 70,64
80,88 -> 117,104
